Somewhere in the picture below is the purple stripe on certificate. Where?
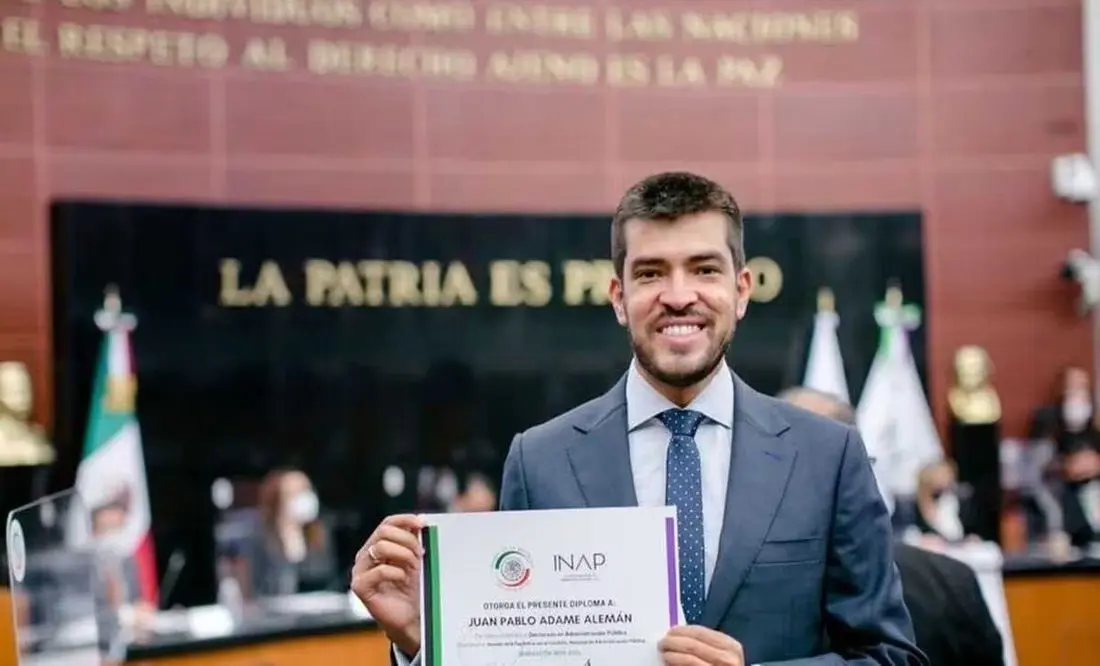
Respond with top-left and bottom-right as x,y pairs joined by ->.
665,516 -> 679,626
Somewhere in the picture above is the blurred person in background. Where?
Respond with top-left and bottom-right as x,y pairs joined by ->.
411,361 -> 498,514
780,385 -> 1004,666
246,468 -> 339,598
910,460 -> 981,548
90,488 -> 155,658
1030,366 -> 1100,549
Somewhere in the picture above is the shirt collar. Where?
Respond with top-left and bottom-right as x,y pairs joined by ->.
625,358 -> 734,432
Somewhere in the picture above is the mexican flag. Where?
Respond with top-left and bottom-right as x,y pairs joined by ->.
855,288 -> 943,501
74,292 -> 159,606
802,288 -> 850,403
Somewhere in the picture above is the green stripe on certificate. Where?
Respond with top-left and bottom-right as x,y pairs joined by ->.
422,525 -> 444,666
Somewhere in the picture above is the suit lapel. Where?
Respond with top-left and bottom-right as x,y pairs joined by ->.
700,376 -> 795,627
566,375 -> 639,508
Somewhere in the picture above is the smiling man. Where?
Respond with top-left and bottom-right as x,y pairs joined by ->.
353,172 -> 927,666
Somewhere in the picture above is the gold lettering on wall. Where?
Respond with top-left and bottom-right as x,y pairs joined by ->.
716,55 -> 782,88
144,0 -> 364,29
219,259 -> 293,307
604,9 -> 675,42
216,256 -> 786,307
2,2 -> 867,88
484,4 -> 595,40
307,40 -> 477,79
56,22 -> 229,67
303,259 -> 478,307
367,1 -> 476,33
59,0 -> 132,11
241,36 -> 291,70
561,260 -> 613,306
485,50 -> 599,85
679,10 -> 858,44
488,260 -> 552,306
1,17 -> 47,55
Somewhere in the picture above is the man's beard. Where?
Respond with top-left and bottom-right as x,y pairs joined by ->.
631,321 -> 734,389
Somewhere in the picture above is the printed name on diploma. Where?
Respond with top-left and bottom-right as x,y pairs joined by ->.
468,597 -> 633,628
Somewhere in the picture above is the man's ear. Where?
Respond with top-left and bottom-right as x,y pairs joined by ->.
735,267 -> 753,320
609,276 -> 627,326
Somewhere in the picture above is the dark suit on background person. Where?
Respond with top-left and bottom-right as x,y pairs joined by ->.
781,386 -> 1004,666
893,544 -> 1004,666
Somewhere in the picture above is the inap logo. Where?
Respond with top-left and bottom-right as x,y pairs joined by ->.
552,552 -> 607,582
492,548 -> 533,590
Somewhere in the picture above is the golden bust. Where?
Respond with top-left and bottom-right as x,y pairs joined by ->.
947,345 -> 1002,425
0,361 -> 56,466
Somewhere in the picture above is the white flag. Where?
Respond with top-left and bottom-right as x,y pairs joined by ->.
803,308 -> 850,404
856,294 -> 943,500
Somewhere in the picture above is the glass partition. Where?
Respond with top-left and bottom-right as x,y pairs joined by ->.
6,489 -> 107,666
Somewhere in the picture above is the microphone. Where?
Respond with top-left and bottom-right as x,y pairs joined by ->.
158,550 -> 187,610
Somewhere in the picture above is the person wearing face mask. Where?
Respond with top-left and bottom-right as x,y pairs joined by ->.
245,468 -> 339,599
1031,366 -> 1100,550
911,460 -> 980,548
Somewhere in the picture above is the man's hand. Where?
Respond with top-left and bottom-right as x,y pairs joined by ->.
350,514 -> 424,656
658,625 -> 744,666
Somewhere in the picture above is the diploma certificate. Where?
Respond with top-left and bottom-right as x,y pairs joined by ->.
419,506 -> 680,666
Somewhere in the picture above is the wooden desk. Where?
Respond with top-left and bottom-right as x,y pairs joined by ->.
1004,568 -> 1100,666
0,587 -> 389,666
1,588 -> 13,666
126,629 -> 390,666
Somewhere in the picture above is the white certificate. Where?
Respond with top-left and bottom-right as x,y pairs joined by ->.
419,506 -> 681,666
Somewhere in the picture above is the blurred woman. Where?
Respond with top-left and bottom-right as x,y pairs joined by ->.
1030,366 -> 1100,549
246,468 -> 339,598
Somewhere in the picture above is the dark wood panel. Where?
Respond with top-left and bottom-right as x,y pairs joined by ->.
0,249 -> 42,338
929,4 -> 1082,79
0,156 -> 37,248
225,76 -> 417,160
45,64 -> 213,154
0,59 -> 33,147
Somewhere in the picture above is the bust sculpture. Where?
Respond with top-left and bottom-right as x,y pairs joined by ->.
948,345 -> 1002,425
946,345 -> 1004,544
0,361 -> 55,467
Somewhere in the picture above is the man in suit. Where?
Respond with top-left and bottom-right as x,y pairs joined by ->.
780,386 -> 1005,666
352,172 -> 926,666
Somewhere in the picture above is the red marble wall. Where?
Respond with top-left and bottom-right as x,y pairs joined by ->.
0,0 -> 1089,437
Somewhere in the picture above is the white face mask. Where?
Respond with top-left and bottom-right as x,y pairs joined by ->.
1063,398 -> 1093,430
932,492 -> 964,542
286,491 -> 319,524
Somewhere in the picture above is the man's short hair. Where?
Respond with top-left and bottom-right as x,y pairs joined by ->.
777,386 -> 857,426
611,171 -> 745,276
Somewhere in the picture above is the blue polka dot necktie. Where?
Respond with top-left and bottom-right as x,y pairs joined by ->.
657,408 -> 707,625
